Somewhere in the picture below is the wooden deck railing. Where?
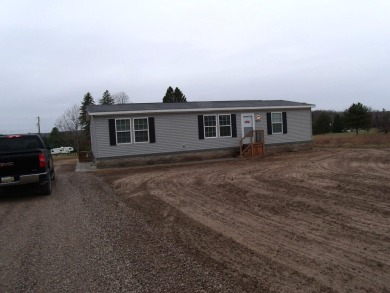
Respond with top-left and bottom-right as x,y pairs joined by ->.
240,130 -> 265,158
78,150 -> 94,162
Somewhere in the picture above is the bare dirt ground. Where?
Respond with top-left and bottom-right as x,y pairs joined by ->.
1,148 -> 389,292
100,148 -> 390,292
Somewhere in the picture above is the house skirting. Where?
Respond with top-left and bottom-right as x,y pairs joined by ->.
264,141 -> 313,156
95,148 -> 239,168
94,141 -> 313,168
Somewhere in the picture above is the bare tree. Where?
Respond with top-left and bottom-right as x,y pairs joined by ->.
113,91 -> 130,104
55,104 -> 82,150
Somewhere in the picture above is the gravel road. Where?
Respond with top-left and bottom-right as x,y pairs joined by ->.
0,162 -> 241,292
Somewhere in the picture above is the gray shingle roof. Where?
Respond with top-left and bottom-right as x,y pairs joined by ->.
87,100 -> 314,115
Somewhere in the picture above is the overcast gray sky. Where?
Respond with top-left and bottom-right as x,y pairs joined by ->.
1,0 -> 389,133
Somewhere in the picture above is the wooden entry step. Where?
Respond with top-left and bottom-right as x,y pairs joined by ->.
240,130 -> 265,158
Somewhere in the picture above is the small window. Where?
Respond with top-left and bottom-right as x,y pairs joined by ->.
116,119 -> 131,143
219,114 -> 231,137
204,115 -> 217,138
134,118 -> 149,143
271,113 -> 283,134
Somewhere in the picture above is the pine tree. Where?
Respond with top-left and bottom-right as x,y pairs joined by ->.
173,87 -> 187,102
313,112 -> 332,135
344,102 -> 371,135
162,86 -> 187,103
332,114 -> 344,133
162,86 -> 174,103
380,109 -> 390,133
79,92 -> 95,134
99,90 -> 115,105
48,127 -> 61,148
79,92 -> 94,123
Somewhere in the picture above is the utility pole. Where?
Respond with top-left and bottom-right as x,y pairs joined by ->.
37,116 -> 41,135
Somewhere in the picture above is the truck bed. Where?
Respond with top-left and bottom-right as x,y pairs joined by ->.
0,135 -> 55,194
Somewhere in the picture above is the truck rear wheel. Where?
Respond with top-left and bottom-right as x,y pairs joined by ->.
41,174 -> 52,195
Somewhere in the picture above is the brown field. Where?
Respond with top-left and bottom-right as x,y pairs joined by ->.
314,131 -> 390,148
99,148 -> 390,292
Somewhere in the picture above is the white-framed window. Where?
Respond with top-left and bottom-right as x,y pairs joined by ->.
133,117 -> 149,143
218,114 -> 232,137
271,112 -> 283,134
116,119 -> 131,144
204,115 -> 217,138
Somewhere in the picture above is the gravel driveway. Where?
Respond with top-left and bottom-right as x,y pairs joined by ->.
0,162 -> 240,292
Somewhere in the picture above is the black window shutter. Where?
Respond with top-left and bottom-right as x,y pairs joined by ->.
282,112 -> 287,134
148,117 -> 156,143
266,112 -> 272,135
108,119 -> 116,146
198,115 -> 204,139
231,114 -> 237,137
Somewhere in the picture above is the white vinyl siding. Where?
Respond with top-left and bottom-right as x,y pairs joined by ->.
271,113 -> 283,134
258,110 -> 312,144
91,109 -> 312,159
116,119 -> 131,144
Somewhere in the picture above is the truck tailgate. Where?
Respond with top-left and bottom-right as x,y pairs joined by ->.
0,151 -> 43,177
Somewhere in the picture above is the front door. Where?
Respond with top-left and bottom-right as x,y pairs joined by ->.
241,114 -> 255,143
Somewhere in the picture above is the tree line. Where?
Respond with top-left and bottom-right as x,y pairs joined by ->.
46,86 -> 187,150
313,102 -> 390,135
47,90 -> 129,150
50,89 -> 388,151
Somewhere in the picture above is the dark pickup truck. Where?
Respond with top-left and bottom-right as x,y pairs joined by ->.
0,134 -> 55,195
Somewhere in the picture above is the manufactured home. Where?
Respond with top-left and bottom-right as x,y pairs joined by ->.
87,100 -> 314,167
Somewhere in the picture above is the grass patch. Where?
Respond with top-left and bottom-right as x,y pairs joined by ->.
53,153 -> 78,162
314,130 -> 390,148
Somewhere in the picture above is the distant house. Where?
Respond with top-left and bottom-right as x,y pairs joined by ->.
87,100 -> 314,167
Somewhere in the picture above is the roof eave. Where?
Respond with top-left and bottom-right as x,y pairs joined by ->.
88,105 -> 315,116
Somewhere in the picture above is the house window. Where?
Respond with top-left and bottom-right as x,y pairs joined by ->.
219,114 -> 231,137
116,119 -> 131,144
271,113 -> 283,134
204,115 -> 217,138
134,118 -> 149,143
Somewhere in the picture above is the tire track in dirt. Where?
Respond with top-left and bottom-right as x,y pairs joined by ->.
105,148 -> 390,292
151,171 -> 388,291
